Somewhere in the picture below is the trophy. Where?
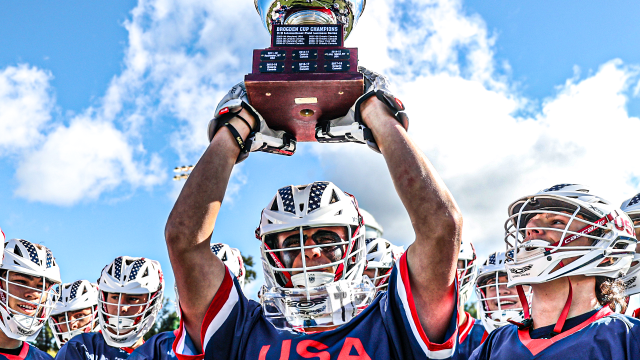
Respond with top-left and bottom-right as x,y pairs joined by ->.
245,0 -> 366,141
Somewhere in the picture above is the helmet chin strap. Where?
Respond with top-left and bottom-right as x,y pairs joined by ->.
511,278 -> 573,338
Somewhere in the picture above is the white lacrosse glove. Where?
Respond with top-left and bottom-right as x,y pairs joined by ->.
315,67 -> 408,153
208,82 -> 297,163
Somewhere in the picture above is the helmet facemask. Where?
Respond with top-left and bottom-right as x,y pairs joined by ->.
457,241 -> 477,307
48,280 -> 100,347
98,290 -> 161,345
258,182 -> 376,329
475,270 -> 529,333
504,195 -> 636,286
0,270 -> 58,340
260,225 -> 374,329
97,257 -> 164,347
0,239 -> 62,341
49,306 -> 97,346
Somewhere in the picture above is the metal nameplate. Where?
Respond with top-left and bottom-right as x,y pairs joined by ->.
292,49 -> 318,60
273,25 -> 342,47
260,50 -> 286,61
324,61 -> 350,72
323,49 -> 350,59
259,62 -> 285,73
292,61 -> 317,73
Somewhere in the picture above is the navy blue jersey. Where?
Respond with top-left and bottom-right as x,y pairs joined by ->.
456,313 -> 487,360
128,331 -> 177,360
0,342 -> 53,360
55,333 -> 133,360
173,253 -> 459,360
469,307 -> 640,359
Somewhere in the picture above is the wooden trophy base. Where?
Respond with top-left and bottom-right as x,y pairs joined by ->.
244,24 -> 364,142
245,73 -> 363,142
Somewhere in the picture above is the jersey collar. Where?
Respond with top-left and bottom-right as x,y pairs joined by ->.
517,306 -> 613,356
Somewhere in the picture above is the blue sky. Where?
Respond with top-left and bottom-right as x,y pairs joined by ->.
1,0 -> 639,304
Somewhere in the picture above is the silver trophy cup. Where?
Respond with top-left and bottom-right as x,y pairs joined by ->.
254,0 -> 366,40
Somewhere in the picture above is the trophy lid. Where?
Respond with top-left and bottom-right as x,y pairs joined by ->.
254,0 -> 366,40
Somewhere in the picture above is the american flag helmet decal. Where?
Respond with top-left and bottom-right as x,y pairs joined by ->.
307,181 -> 330,213
278,186 -> 296,214
18,239 -> 39,265
543,184 -> 576,192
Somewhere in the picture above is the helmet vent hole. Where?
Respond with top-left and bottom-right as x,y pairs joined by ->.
222,253 -> 228,261
143,268 -> 149,278
370,244 -> 378,253
335,210 -> 342,216
330,190 -> 339,204
125,259 -> 134,266
299,203 -> 304,212
13,246 -> 22,258
268,220 -> 273,224
107,266 -> 113,276
13,260 -> 19,266
271,200 -> 279,211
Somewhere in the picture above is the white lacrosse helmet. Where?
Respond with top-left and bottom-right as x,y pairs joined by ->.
48,280 -> 99,347
257,181 -> 375,329
621,193 -> 640,226
97,257 -> 164,347
475,251 -> 530,333
621,193 -> 640,296
360,209 -> 384,239
458,239 -> 478,306
504,184 -> 637,286
364,237 -> 403,293
0,239 -> 61,341
211,243 -> 246,289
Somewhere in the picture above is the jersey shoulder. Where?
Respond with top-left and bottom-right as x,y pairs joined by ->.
469,312 -> 640,360
58,332 -> 130,360
25,344 -> 54,360
594,313 -> 640,338
65,332 -> 104,347
143,330 -> 177,345
129,331 -> 177,360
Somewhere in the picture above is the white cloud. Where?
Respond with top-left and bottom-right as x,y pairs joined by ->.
15,116 -> 165,205
4,0 -> 270,205
0,65 -> 54,154
311,0 -> 640,258
110,0 -> 270,160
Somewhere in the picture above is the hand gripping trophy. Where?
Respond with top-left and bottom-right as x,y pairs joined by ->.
208,0 -> 408,161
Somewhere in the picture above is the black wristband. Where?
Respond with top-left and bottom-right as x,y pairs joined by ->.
223,122 -> 246,152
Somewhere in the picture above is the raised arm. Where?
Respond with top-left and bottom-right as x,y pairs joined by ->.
164,109 -> 255,352
360,96 -> 462,343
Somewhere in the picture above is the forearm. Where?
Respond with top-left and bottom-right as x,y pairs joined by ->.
360,97 -> 461,245
165,110 -> 254,351
360,97 -> 462,341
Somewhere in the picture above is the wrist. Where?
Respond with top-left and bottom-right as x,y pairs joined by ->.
360,96 -> 397,129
